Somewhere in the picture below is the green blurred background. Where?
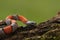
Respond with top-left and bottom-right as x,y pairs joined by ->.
0,0 -> 60,25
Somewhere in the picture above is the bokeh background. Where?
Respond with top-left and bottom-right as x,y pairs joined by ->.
0,0 -> 60,25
